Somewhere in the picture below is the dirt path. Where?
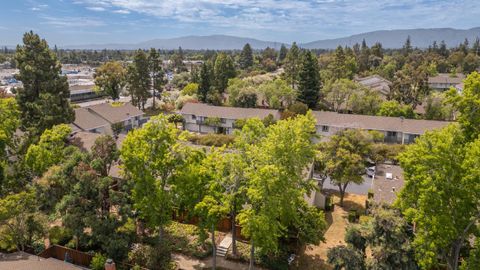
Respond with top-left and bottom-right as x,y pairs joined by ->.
292,192 -> 367,270
173,253 -> 265,270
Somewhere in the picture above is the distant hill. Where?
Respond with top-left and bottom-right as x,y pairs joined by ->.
62,27 -> 480,50
64,35 -> 285,50
300,27 -> 480,49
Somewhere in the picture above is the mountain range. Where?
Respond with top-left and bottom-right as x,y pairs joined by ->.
59,27 -> 480,50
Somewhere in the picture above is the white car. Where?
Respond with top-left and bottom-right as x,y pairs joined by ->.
366,166 -> 376,177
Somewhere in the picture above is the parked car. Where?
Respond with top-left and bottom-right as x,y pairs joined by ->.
366,166 -> 376,177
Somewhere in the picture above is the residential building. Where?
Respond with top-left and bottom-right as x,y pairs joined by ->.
72,102 -> 145,135
0,251 -> 85,270
371,164 -> 405,205
313,111 -> 449,144
355,75 -> 391,97
428,73 -> 465,91
180,102 -> 281,134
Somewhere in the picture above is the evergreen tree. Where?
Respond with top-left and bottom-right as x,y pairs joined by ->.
239,43 -> 254,69
278,44 -> 288,63
403,36 -> 413,56
297,51 -> 321,108
198,62 -> 212,102
14,31 -> 74,135
94,61 -> 126,100
126,50 -> 151,109
284,42 -> 301,88
148,48 -> 165,109
214,53 -> 236,93
358,39 -> 370,72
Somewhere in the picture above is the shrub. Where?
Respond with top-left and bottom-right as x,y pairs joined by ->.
187,133 -> 235,147
48,226 -> 73,246
90,253 -> 107,270
348,210 -> 358,223
181,83 -> 199,96
128,242 -> 174,270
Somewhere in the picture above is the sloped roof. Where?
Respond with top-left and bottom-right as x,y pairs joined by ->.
428,73 -> 465,85
312,111 -> 450,135
0,252 -> 84,270
87,102 -> 143,123
73,107 -> 109,131
180,102 -> 281,120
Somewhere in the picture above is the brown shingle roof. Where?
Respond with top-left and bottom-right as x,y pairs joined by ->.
428,73 -> 465,85
69,131 -> 125,152
73,107 -> 109,131
87,102 -> 143,124
312,111 -> 450,135
180,102 -> 281,120
372,164 -> 404,205
0,252 -> 85,270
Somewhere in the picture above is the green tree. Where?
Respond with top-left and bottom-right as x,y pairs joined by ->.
127,50 -> 151,109
198,62 -> 212,103
327,245 -> 366,270
323,79 -> 358,112
239,43 -> 254,70
120,115 -> 185,242
214,53 -> 236,93
148,48 -> 165,109
424,92 -> 454,120
25,124 -> 72,176
0,190 -> 46,251
448,71 -> 480,141
94,61 -> 126,100
377,100 -> 415,119
181,83 -> 199,96
0,98 -> 19,187
90,135 -> 118,177
284,42 -> 301,88
258,78 -> 297,109
297,51 -> 321,108
14,31 -> 74,135
397,124 -> 480,270
348,87 -> 382,115
322,130 -> 371,206
278,44 -> 288,63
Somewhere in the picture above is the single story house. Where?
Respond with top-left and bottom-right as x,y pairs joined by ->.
180,102 -> 281,134
355,75 -> 391,98
428,73 -> 465,91
371,164 -> 405,205
0,251 -> 85,270
72,102 -> 145,135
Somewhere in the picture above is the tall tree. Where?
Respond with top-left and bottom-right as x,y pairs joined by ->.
94,61 -> 126,100
198,62 -> 212,103
0,98 -> 19,188
214,53 -> 236,93
403,36 -> 413,56
239,43 -> 254,70
297,51 -> 321,109
127,50 -> 151,109
397,124 -> 480,270
14,31 -> 74,135
278,44 -> 288,63
120,115 -> 186,243
284,42 -> 301,88
148,48 -> 165,109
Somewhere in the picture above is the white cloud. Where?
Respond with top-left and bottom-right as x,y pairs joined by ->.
41,16 -> 105,27
72,0 -> 480,39
86,6 -> 106,12
31,3 -> 48,11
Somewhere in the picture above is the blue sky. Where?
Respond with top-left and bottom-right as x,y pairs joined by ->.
1,0 -> 479,46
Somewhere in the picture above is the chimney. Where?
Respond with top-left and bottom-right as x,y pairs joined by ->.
105,259 -> 116,270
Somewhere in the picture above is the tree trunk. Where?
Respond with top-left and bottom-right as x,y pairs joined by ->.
249,240 -> 255,270
231,210 -> 237,257
338,183 -> 348,207
152,88 -> 156,109
212,225 -> 217,270
158,225 -> 164,244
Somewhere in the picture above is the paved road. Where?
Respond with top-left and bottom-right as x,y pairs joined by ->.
315,174 -> 373,195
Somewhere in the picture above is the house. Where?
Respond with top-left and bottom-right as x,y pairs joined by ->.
312,111 -> 450,144
72,102 -> 145,135
355,75 -> 391,98
0,251 -> 85,270
179,102 -> 281,134
428,73 -> 465,91
371,164 -> 405,205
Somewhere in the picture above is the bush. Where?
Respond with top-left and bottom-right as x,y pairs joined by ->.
165,222 -> 213,259
128,242 -> 174,270
90,253 -> 107,270
348,210 -> 359,223
187,133 -> 235,147
48,226 -> 73,246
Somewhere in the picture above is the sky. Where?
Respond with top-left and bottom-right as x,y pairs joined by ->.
0,0 -> 479,46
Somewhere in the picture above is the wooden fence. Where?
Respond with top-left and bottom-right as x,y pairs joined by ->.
38,245 -> 93,268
